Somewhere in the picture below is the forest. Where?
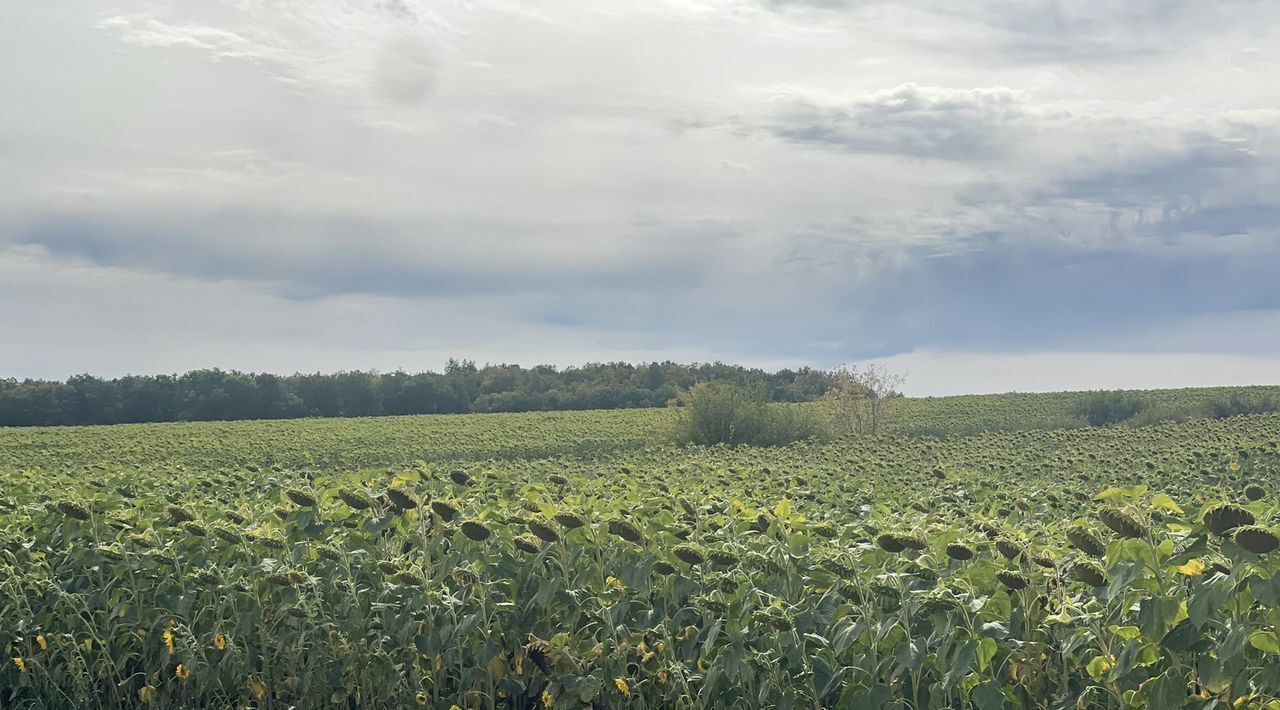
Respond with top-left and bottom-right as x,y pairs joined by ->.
0,360 -> 836,427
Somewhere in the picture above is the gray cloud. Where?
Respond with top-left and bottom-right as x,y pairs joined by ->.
759,1 -> 1279,63
2,0 -> 1280,389
7,209 -> 725,300
752,84 -> 1032,161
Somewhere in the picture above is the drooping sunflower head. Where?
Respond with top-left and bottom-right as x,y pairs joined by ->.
875,533 -> 906,554
1204,503 -> 1255,536
386,486 -> 420,511
514,535 -> 541,554
1066,526 -> 1107,557
525,640 -> 555,674
672,544 -> 705,565
460,521 -> 492,542
917,590 -> 961,615
527,519 -> 560,543
180,521 -> 207,537
708,549 -> 739,567
1234,525 -> 1279,555
128,533 -> 158,548
1098,507 -> 1148,539
429,499 -> 459,522
1029,551 -> 1056,569
1072,561 -> 1107,587
54,500 -> 91,521
608,519 -> 643,544
338,489 -> 373,510
285,489 -> 318,508
945,543 -> 975,561
213,526 -> 243,544
810,522 -> 838,539
995,539 -> 1024,561
553,512 -> 585,530
996,570 -> 1030,591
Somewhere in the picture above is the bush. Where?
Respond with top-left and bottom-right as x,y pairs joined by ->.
1207,392 -> 1280,419
1075,390 -> 1148,427
670,383 -> 824,446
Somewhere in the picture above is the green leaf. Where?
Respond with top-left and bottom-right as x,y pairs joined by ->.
1086,655 -> 1112,682
1150,493 -> 1183,514
1095,485 -> 1148,502
1142,670 -> 1187,709
1249,631 -> 1280,654
773,499 -> 792,519
977,637 -> 998,672
972,680 -> 1004,710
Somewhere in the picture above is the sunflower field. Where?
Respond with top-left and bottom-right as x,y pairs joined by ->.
3,396 -> 1280,708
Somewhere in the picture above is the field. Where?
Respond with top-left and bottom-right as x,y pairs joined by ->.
3,388 -> 1280,708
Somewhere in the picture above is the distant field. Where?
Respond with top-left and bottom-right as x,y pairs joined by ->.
2,385 -> 1276,473
3,386 -> 1280,707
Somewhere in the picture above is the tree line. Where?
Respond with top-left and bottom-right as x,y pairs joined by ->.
0,360 -> 838,427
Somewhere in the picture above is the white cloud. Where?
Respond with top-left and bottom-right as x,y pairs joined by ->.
868,349 -> 1280,397
1,0 -> 1279,387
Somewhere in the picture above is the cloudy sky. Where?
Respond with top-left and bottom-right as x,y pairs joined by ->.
2,0 -> 1278,395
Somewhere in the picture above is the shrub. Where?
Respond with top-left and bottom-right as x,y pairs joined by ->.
1207,392 -> 1280,419
670,383 -> 823,446
1074,390 -> 1148,427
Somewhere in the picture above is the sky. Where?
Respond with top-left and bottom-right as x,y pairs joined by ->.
1,0 -> 1278,396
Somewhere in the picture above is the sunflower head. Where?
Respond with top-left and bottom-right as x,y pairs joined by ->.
180,521 -> 207,537
1098,507 -> 1148,539
810,522 -> 838,539
386,486 -> 420,511
996,570 -> 1030,591
460,521 -> 492,542
1029,551 -> 1056,569
1204,503 -> 1255,536
338,489 -> 373,510
1071,556 -> 1106,585
995,539 -> 1024,561
672,543 -> 705,565
526,640 -> 555,674
708,549 -> 739,567
285,489 -> 318,508
429,499 -> 459,521
54,500 -> 91,521
527,519 -> 560,543
127,533 -> 158,548
608,519 -> 643,544
1234,525 -> 1279,554
1066,526 -> 1107,557
553,512 -> 585,530
514,535 -> 542,554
